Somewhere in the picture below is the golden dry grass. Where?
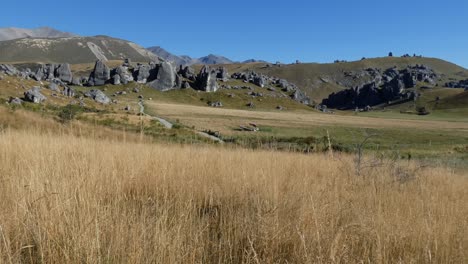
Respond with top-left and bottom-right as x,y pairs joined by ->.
0,128 -> 467,263
147,102 -> 468,135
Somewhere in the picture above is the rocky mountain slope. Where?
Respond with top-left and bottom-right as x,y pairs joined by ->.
220,57 -> 468,103
0,27 -> 78,41
147,46 -> 262,66
0,36 -> 158,64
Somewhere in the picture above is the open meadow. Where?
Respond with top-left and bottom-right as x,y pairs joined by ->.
0,120 -> 467,263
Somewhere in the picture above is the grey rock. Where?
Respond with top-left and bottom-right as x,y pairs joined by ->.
48,82 -> 60,92
147,62 -> 177,91
179,65 -> 195,79
55,63 -> 73,83
175,74 -> 183,88
253,75 -> 266,88
216,67 -> 229,82
112,74 -> 121,85
84,89 -> 111,104
0,64 -> 19,76
113,66 -> 134,85
210,101 -> 223,107
71,77 -> 82,86
24,87 -> 47,103
88,60 -> 110,86
182,81 -> 191,89
196,65 -> 218,92
9,97 -> 23,105
292,90 -> 311,105
445,79 -> 468,89
134,64 -> 151,83
62,86 -> 76,97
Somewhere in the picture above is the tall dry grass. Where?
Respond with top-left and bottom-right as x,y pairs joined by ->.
0,129 -> 467,263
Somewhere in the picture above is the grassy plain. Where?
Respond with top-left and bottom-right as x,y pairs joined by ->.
0,128 -> 467,263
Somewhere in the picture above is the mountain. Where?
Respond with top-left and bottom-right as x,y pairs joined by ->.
147,46 -> 234,66
0,27 -> 77,41
0,35 -> 158,64
147,46 -> 194,66
198,54 -> 233,65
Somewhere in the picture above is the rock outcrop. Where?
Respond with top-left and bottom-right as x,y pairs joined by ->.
322,65 -> 438,109
84,89 -> 111,104
134,64 -> 152,83
88,60 -> 110,86
195,66 -> 218,92
54,63 -> 73,83
24,87 -> 47,103
445,79 -> 468,89
0,64 -> 19,76
147,62 -> 178,91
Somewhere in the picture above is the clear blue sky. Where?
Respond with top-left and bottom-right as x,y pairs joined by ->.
2,0 -> 468,67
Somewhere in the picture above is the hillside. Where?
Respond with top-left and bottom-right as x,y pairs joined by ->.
148,46 -> 234,66
222,57 -> 468,101
0,36 -> 158,64
0,26 -> 77,41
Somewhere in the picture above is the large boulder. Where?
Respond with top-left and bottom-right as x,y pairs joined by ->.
24,87 -> 47,103
71,77 -> 82,86
216,67 -> 229,82
55,63 -> 73,83
113,66 -> 134,85
196,65 -> 218,92
88,60 -> 110,86
34,64 -> 56,81
48,83 -> 60,92
179,65 -> 195,79
84,89 -> 111,104
147,62 -> 177,91
134,64 -> 151,83
291,89 -> 311,105
253,75 -> 267,88
112,74 -> 121,85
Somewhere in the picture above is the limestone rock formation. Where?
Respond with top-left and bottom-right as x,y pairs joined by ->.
196,66 -> 218,92
88,60 -> 110,86
24,87 -> 47,103
55,63 -> 73,83
84,89 -> 111,104
147,62 -> 178,91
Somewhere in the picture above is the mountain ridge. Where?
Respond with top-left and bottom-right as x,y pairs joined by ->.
0,27 -> 78,41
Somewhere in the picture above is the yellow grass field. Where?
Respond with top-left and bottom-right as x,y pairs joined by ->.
0,128 -> 467,263
147,102 -> 468,134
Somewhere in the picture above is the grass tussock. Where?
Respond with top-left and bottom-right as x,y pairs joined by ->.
0,130 -> 467,263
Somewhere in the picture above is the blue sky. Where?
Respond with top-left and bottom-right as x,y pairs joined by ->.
2,0 -> 468,67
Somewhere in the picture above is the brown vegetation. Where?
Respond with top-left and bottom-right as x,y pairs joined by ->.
0,127 -> 466,263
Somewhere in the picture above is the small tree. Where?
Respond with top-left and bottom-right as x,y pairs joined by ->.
58,104 -> 79,124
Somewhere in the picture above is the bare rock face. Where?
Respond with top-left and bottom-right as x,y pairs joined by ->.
113,66 -> 134,85
24,87 -> 47,103
112,74 -> 121,85
134,64 -> 151,83
0,64 -> 19,76
322,65 -> 438,109
84,89 -> 111,104
55,63 -> 73,83
147,62 -> 177,91
196,65 -> 218,92
88,60 -> 110,86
